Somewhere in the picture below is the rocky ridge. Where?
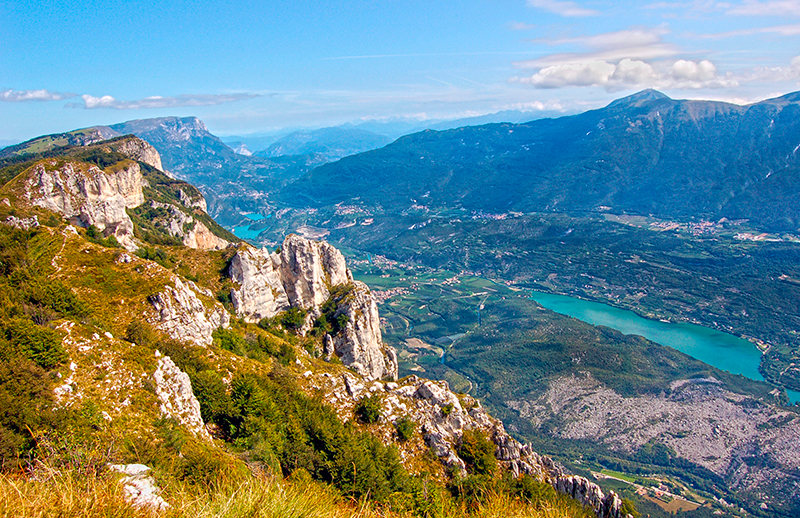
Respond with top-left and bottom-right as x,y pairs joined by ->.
6,136 -> 230,252
229,235 -> 398,381
308,372 -> 627,518
152,353 -> 210,440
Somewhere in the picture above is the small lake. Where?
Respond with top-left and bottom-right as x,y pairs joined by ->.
231,226 -> 262,240
243,213 -> 267,221
529,291 -> 800,403
230,213 -> 271,240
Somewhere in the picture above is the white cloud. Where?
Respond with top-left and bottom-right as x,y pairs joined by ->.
728,1 -> 800,16
744,54 -> 800,81
527,0 -> 599,17
72,93 -> 261,110
0,89 -> 76,102
516,60 -> 617,88
520,28 -> 680,67
672,59 -> 717,81
514,58 -> 738,90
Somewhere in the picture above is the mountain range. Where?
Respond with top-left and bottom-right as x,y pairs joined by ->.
283,89 -> 800,232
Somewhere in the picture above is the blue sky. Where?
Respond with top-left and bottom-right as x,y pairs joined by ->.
2,0 -> 800,141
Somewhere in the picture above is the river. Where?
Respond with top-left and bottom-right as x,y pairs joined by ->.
529,291 -> 800,403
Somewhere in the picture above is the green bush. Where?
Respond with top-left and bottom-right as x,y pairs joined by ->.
395,417 -> 416,441
457,429 -> 497,476
123,320 -> 158,347
279,307 -> 307,332
355,394 -> 382,424
1,317 -> 65,369
213,327 -> 247,356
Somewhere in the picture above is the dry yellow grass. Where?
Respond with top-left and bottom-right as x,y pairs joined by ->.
0,471 -> 593,518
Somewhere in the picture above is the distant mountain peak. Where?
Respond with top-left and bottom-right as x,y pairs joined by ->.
757,90 -> 800,104
607,89 -> 671,108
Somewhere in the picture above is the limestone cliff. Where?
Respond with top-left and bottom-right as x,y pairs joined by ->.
229,235 -> 398,381
143,201 -> 228,250
148,277 -> 230,347
25,159 -> 144,249
279,234 -> 351,309
106,137 -> 164,172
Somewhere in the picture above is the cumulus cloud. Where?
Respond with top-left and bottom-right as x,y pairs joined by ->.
71,93 -> 261,110
0,89 -> 76,102
527,0 -> 599,17
514,58 -> 738,90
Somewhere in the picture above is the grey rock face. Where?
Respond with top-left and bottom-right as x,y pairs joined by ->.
27,160 -> 144,249
279,234 -> 351,309
318,373 -> 624,518
111,138 -> 164,171
229,246 -> 290,321
152,355 -> 210,440
230,235 -> 397,381
149,277 -> 230,347
330,281 -> 398,381
145,200 -> 228,250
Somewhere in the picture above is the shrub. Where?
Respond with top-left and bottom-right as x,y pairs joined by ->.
457,429 -> 497,476
1,318 -> 65,369
355,395 -> 382,424
123,320 -> 158,347
279,307 -> 307,332
395,417 -> 416,441
213,327 -> 247,356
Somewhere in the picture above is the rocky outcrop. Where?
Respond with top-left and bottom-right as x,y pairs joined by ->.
229,246 -> 290,321
4,215 -> 39,230
152,354 -> 210,440
109,137 -> 164,172
26,160 -> 144,249
279,234 -> 351,309
145,200 -> 228,250
330,282 -> 398,380
108,464 -> 169,510
178,188 -> 208,212
315,373 -> 626,518
229,235 -> 397,381
555,476 -> 624,518
148,277 -> 230,347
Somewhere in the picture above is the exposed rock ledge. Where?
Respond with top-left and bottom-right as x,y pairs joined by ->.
148,277 -> 230,347
229,235 -> 398,381
27,160 -> 144,249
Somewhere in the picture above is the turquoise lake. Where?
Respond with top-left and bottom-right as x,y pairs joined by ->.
528,291 -> 800,403
230,213 -> 270,240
